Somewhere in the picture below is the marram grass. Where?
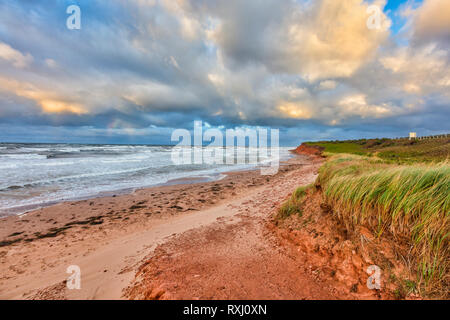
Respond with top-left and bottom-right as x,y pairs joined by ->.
318,154 -> 449,295
276,184 -> 312,220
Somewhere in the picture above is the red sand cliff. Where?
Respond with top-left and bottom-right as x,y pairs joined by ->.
292,143 -> 324,157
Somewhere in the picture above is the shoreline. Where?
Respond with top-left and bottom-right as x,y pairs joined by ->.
0,155 -> 294,218
0,174 -> 222,218
0,154 -> 315,299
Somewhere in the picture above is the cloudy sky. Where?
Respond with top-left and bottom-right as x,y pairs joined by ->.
0,0 -> 449,145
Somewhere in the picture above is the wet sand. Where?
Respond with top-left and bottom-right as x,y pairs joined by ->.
0,154 -> 322,299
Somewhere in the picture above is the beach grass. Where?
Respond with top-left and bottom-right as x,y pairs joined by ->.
282,137 -> 449,296
318,154 -> 449,295
276,184 -> 312,219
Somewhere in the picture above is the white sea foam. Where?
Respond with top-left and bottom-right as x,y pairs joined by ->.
0,143 -> 293,215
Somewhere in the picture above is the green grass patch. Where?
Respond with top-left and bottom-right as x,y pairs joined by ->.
305,141 -> 368,155
306,137 -> 449,163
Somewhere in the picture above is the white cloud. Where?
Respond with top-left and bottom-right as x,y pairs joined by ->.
285,0 -> 391,80
318,80 -> 337,90
414,0 -> 450,41
380,43 -> 450,96
0,42 -> 33,68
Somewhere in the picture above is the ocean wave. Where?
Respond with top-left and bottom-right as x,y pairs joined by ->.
0,144 -> 294,215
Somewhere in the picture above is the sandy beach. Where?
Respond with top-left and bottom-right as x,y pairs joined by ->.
0,153 -> 329,299
0,145 -> 430,301
2,0 -> 450,305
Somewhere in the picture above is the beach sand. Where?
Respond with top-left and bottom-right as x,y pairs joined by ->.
0,154 -> 333,299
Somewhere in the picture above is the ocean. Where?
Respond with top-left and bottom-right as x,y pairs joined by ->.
0,143 -> 293,216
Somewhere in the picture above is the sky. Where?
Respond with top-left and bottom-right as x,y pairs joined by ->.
0,0 -> 449,146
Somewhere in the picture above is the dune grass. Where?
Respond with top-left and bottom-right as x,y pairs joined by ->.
276,184 -> 312,220
318,154 -> 449,295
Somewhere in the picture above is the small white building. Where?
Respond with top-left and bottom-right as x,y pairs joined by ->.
409,132 -> 417,140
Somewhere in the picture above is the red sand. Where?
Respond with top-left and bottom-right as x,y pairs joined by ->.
0,153 -> 405,300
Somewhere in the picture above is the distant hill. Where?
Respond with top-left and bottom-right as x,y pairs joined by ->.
300,136 -> 450,162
